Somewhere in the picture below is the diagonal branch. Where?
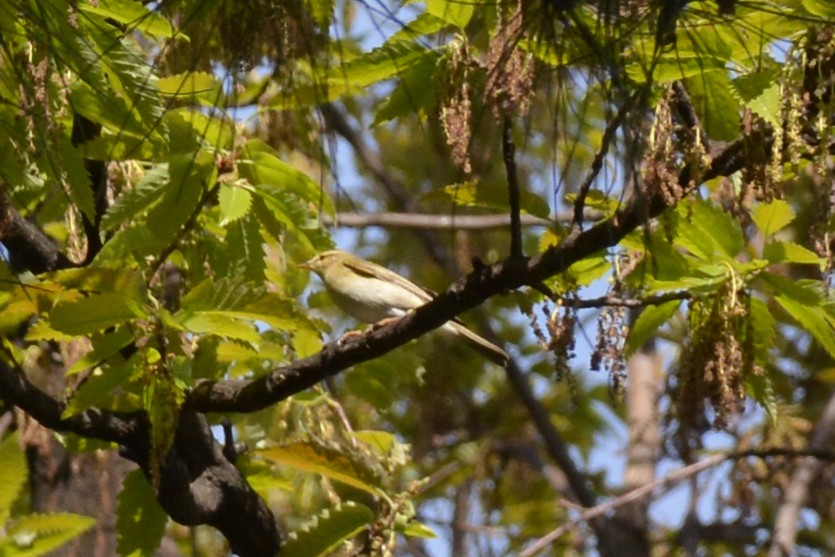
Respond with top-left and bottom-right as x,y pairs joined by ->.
571,104 -> 627,228
502,116 -> 524,258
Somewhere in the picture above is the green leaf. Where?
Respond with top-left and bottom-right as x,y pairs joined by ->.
626,300 -> 682,356
763,241 -> 823,266
684,70 -> 740,141
143,367 -> 183,492
750,297 -> 776,363
216,213 -> 266,281
329,40 -> 430,89
79,0 -> 175,38
372,52 -> 439,126
116,470 -> 168,557
732,69 -> 781,128
49,293 -> 145,335
674,199 -> 743,260
63,358 -> 138,418
305,0 -> 335,27
156,72 -> 221,100
765,274 -> 835,359
143,153 -> 211,247
388,12 -> 447,43
279,502 -> 374,557
3,513 -> 96,557
67,326 -> 136,376
256,443 -> 384,495
802,0 -> 835,17
101,164 -> 169,231
47,267 -> 145,299
58,136 -> 96,221
747,372 -> 778,424
424,0 -> 474,29
430,181 -> 550,218
218,182 -> 253,226
179,312 -> 261,342
0,433 -> 27,526
751,199 -> 795,238
240,139 -> 334,217
402,521 -> 438,538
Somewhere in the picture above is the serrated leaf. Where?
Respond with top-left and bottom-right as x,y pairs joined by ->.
58,136 -> 95,221
179,312 -> 261,342
388,12 -> 447,43
372,52 -> 439,126
240,139 -> 334,217
216,214 -> 266,280
424,0 -> 474,29
156,72 -> 220,99
674,199 -> 743,260
803,0 -> 835,17
63,358 -> 138,418
50,293 -> 145,335
747,372 -> 778,424
766,275 -> 835,359
218,183 -> 253,226
46,267 -> 145,299
429,181 -> 550,218
626,300 -> 682,356
732,70 -> 781,128
0,433 -> 27,526
116,470 -> 167,557
327,40 -> 430,89
4,513 -> 96,557
143,367 -> 182,492
79,0 -> 175,38
685,70 -> 740,141
257,443 -> 383,495
763,241 -> 822,266
101,164 -> 169,231
305,0 -> 335,27
751,199 -> 795,238
65,324 -> 136,377
750,297 -> 775,363
280,502 -> 374,557
144,153 -> 211,246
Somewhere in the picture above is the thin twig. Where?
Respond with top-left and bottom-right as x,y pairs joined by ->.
324,212 -> 558,230
571,107 -> 626,228
563,291 -> 691,309
146,183 -> 220,282
520,447 -> 835,557
503,116 -> 523,258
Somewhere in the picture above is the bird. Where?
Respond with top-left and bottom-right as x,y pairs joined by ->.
299,250 -> 508,367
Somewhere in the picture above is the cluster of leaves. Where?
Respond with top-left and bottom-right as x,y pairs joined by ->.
0,433 -> 95,556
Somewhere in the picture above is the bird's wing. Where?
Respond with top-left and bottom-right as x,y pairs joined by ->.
343,258 -> 435,303
343,258 -> 473,326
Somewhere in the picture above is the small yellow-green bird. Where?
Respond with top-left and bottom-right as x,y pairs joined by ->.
300,250 -> 508,366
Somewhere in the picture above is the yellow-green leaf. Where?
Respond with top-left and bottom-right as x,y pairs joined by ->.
257,443 -> 382,495
50,293 -> 145,335
752,199 -> 794,238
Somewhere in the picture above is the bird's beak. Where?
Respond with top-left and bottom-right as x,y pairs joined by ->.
297,259 -> 313,270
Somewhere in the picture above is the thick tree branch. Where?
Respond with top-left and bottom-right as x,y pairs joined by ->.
71,113 -> 108,265
0,188 -> 73,273
0,358 -> 281,557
